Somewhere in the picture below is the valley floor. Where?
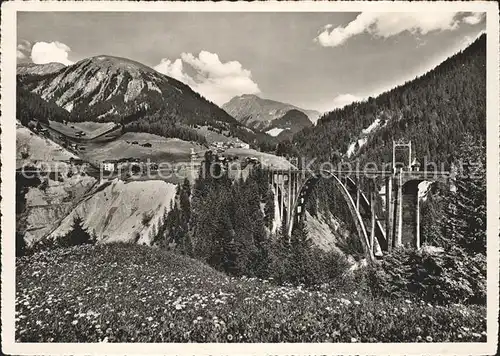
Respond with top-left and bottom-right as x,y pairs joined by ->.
16,244 -> 486,343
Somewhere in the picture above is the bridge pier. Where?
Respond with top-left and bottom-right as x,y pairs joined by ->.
416,190 -> 420,250
280,174 -> 285,228
356,177 -> 361,211
369,181 -> 376,256
396,169 -> 404,247
385,176 -> 394,252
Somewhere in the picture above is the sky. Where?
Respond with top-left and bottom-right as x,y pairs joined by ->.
17,12 -> 485,113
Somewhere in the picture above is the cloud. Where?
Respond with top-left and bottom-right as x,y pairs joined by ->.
462,12 -> 485,25
459,29 -> 486,51
332,94 -> 363,109
17,40 -> 32,60
30,41 -> 73,65
154,58 -> 190,83
316,12 -> 467,47
154,50 -> 260,105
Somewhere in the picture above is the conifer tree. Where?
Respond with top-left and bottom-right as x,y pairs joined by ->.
264,189 -> 275,230
63,215 -> 93,247
420,188 -> 446,246
443,134 -> 486,255
16,232 -> 27,257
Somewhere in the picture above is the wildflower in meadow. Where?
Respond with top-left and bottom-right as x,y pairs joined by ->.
426,336 -> 433,342
340,298 -> 351,306
227,334 -> 233,341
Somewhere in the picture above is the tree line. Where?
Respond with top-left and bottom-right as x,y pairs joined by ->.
151,152 -> 351,285
17,82 -> 70,125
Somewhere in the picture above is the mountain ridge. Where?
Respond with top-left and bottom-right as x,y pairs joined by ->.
222,94 -> 321,132
17,55 -> 263,145
17,62 -> 66,77
265,109 -> 313,140
292,34 -> 486,169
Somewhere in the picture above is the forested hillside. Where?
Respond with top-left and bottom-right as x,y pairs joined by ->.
266,109 -> 313,141
293,34 -> 486,168
17,82 -> 70,125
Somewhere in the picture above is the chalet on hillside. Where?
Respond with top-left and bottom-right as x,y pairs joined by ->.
102,160 -> 117,172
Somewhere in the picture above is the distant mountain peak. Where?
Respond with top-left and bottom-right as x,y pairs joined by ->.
84,55 -> 158,75
17,62 -> 66,76
222,94 -> 321,131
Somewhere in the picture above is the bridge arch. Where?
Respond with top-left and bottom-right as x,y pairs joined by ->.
402,179 -> 426,195
288,171 -> 375,260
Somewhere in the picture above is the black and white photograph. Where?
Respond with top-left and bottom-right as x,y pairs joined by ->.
1,1 -> 499,355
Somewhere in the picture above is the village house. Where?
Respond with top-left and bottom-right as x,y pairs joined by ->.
102,160 -> 117,172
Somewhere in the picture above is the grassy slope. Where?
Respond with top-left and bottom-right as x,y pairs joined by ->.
16,122 -> 99,242
224,147 -> 295,169
49,121 -> 117,139
16,123 -> 77,168
16,244 -> 485,343
82,132 -> 205,163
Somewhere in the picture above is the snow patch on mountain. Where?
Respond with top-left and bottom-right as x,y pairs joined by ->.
97,107 -> 117,120
147,81 -> 162,94
346,141 -> 357,158
63,102 -> 74,112
125,79 -> 145,103
418,181 -> 433,200
345,116 -> 388,158
266,128 -> 287,137
362,118 -> 381,135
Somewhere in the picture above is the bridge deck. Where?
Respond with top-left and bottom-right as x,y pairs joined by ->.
267,169 -> 450,178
